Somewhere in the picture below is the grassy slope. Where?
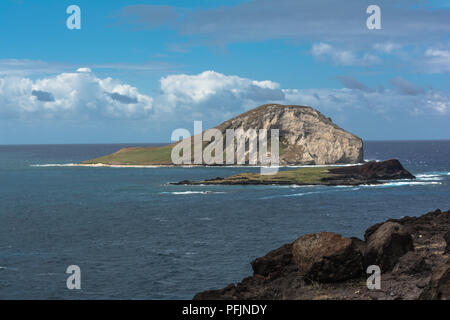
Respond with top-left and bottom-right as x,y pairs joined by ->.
81,145 -> 174,165
198,167 -> 335,185
81,140 -> 287,166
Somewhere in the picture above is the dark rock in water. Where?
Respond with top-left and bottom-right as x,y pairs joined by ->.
326,159 -> 415,182
176,159 -> 416,186
194,209 -> 449,300
444,230 -> 450,254
419,261 -> 450,300
292,232 -> 365,283
171,180 -> 192,185
364,222 -> 414,272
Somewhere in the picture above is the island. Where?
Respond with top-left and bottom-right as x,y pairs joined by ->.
81,104 -> 363,166
171,159 -> 416,186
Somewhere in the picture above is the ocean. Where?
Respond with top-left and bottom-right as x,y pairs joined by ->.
0,141 -> 449,299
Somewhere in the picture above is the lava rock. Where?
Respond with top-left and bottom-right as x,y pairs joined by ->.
292,232 -> 365,283
364,222 -> 414,272
328,159 -> 415,180
251,243 -> 296,278
419,261 -> 450,300
392,251 -> 431,275
444,230 -> 450,254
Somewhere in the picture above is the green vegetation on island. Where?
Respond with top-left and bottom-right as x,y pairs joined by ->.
173,167 -> 334,186
81,145 -> 174,165
171,159 -> 416,186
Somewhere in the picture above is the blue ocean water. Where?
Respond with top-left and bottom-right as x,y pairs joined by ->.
0,141 -> 449,299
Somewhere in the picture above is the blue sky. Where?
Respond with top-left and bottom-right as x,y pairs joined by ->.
0,0 -> 449,144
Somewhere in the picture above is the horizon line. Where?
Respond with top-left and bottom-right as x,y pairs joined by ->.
1,139 -> 450,146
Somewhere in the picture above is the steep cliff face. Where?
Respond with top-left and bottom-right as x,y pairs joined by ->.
214,104 -> 363,165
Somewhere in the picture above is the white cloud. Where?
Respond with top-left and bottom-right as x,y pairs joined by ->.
0,70 -> 153,119
373,43 -> 402,54
157,70 -> 285,119
76,67 -> 92,73
425,91 -> 449,114
310,43 -> 381,66
282,87 -> 449,116
423,48 -> 450,73
0,69 -> 448,124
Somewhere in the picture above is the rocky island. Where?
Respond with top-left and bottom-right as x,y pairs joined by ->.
81,104 -> 363,166
171,159 -> 416,186
194,209 -> 450,300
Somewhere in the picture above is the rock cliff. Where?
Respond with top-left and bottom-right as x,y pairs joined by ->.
214,104 -> 363,165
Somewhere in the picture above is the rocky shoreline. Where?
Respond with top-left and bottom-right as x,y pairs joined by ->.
173,159 -> 415,186
194,209 -> 450,300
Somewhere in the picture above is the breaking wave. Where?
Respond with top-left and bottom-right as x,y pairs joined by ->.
161,191 -> 226,195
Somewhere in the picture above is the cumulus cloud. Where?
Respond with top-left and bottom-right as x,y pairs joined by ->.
157,70 -> 285,119
1,69 -> 448,125
0,70 -> 153,119
155,71 -> 449,120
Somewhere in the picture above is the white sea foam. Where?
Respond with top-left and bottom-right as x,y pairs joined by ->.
260,180 -> 442,199
31,163 -> 366,169
196,217 -> 213,221
361,181 -> 442,187
30,163 -> 78,167
415,172 -> 449,181
164,191 -> 225,195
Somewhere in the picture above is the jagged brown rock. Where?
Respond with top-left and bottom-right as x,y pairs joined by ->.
251,243 -> 296,278
364,222 -> 414,272
444,230 -> 450,254
419,261 -> 450,300
292,233 -> 365,282
326,159 -> 415,182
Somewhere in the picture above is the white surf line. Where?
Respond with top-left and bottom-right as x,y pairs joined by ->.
31,162 -> 367,169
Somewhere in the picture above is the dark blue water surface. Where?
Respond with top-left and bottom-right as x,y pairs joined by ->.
0,141 -> 449,299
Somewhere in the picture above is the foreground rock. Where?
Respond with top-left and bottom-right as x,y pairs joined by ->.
364,222 -> 414,272
173,159 -> 415,186
194,209 -> 449,300
419,261 -> 450,300
445,230 -> 450,254
292,233 -> 365,282
82,104 -> 363,166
